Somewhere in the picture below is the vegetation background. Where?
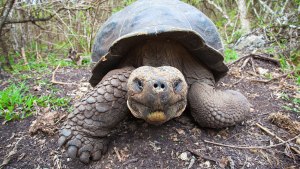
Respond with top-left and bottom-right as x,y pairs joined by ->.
0,1 -> 299,168
0,0 -> 299,124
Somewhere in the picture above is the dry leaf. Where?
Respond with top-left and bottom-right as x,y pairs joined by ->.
219,156 -> 229,169
175,128 -> 185,135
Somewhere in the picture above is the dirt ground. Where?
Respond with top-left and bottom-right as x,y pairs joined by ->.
0,57 -> 299,169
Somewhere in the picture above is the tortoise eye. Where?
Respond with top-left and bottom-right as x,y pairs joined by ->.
173,79 -> 183,92
133,78 -> 143,92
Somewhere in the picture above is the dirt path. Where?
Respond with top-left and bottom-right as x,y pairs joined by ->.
0,59 -> 299,169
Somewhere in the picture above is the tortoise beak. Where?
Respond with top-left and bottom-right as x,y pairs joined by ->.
146,111 -> 167,124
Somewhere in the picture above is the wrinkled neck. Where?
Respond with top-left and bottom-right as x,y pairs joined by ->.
132,38 -> 185,71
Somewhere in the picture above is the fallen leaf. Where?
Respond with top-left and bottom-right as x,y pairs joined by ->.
219,156 -> 229,168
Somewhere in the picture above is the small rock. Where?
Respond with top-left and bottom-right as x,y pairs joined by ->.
296,138 -> 300,145
178,152 -> 189,161
199,161 -> 211,168
234,35 -> 265,51
256,67 -> 269,75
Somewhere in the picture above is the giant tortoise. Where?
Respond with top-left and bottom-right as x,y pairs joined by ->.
58,0 -> 250,163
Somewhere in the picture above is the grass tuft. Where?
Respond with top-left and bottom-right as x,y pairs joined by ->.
0,82 -> 70,122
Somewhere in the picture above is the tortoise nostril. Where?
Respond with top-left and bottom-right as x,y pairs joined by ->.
161,84 -> 165,89
154,83 -> 158,88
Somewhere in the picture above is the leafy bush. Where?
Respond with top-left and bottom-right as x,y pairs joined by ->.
224,48 -> 238,63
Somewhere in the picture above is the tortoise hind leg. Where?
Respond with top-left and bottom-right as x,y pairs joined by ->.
188,82 -> 250,128
58,67 -> 134,163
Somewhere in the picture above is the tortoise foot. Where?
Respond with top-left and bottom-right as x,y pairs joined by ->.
58,128 -> 109,164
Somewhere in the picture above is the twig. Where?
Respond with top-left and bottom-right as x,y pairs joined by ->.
251,54 -> 280,65
251,71 -> 294,83
21,47 -> 28,65
54,114 -> 67,125
187,147 -> 220,163
227,55 -> 251,67
250,57 -> 257,73
232,77 -> 245,85
203,134 -> 300,149
240,57 -> 251,70
114,147 -> 123,162
255,123 -> 284,142
205,0 -> 233,26
51,63 -> 74,85
122,158 -> 139,166
256,123 -> 300,155
228,54 -> 280,67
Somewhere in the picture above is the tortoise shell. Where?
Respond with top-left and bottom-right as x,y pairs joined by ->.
90,0 -> 228,87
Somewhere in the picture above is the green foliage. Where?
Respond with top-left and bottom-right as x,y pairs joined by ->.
182,0 -> 202,6
9,53 -> 76,77
265,44 -> 299,86
0,82 -> 70,122
281,93 -> 300,114
112,0 -> 136,13
224,48 -> 238,63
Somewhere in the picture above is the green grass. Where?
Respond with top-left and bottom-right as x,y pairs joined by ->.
0,82 -> 70,122
224,48 -> 238,63
280,92 -> 300,115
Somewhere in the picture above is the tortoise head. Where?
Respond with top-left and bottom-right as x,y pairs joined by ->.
127,66 -> 188,125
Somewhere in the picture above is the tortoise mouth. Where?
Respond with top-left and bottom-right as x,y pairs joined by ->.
127,66 -> 188,125
127,98 -> 186,125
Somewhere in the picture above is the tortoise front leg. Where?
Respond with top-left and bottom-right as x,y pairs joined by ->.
188,82 -> 250,128
58,67 -> 134,163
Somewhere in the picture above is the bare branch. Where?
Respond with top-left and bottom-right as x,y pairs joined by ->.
0,0 -> 16,33
205,0 -> 233,26
3,7 -> 65,24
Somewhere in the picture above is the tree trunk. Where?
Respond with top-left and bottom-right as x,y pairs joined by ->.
0,0 -> 15,70
236,0 -> 251,33
0,38 -> 13,70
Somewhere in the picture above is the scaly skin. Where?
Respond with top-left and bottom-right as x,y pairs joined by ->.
58,67 -> 134,163
188,82 -> 250,128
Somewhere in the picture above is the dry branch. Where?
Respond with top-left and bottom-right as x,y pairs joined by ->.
21,47 -> 28,65
205,0 -> 233,26
204,133 -> 300,150
251,71 -> 294,83
236,0 -> 251,33
0,0 -> 16,33
51,64 -> 74,85
256,123 -> 300,155
187,147 -> 220,163
228,54 -> 280,67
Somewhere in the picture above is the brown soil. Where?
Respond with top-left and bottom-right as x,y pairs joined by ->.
0,59 -> 299,169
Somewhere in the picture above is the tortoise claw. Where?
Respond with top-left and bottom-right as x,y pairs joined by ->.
58,136 -> 67,147
80,152 -> 91,164
67,146 -> 78,159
